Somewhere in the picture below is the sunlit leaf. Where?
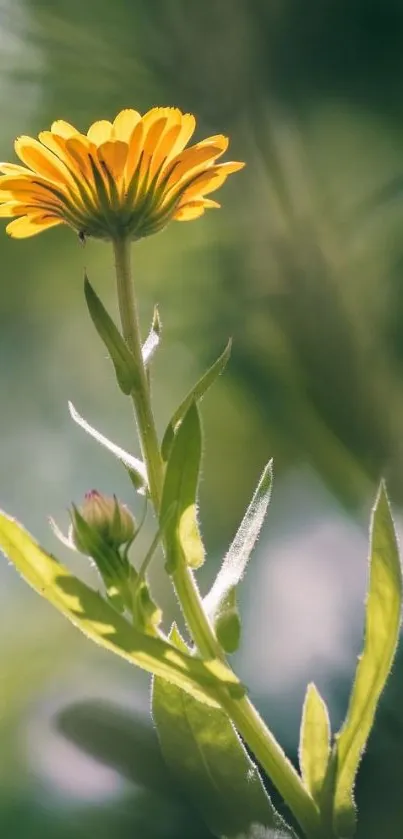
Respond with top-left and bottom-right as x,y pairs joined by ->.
332,483 -> 402,837
203,460 -> 273,648
0,512 -> 243,706
213,587 -> 241,654
161,339 -> 231,461
84,273 -> 139,395
299,683 -> 330,807
68,400 -> 148,494
160,401 -> 205,571
142,304 -> 161,367
152,627 -> 298,839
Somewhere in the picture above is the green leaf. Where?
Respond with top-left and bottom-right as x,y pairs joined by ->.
68,401 -> 148,494
161,339 -> 231,461
84,274 -> 139,395
0,511 -> 243,706
152,628 -> 298,839
203,460 -> 273,644
299,683 -> 331,807
160,401 -> 205,571
214,587 -> 241,654
332,483 -> 402,838
142,305 -> 161,367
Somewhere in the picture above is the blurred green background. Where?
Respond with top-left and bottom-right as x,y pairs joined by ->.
2,0 -> 403,836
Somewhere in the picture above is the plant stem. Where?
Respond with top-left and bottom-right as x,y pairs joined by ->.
221,693 -> 321,838
112,236 -> 321,838
113,236 -> 164,511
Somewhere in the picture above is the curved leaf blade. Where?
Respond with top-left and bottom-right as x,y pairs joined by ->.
0,512 -> 242,706
160,401 -> 205,571
152,628 -> 298,839
332,483 -> 402,837
299,683 -> 330,807
84,274 -> 139,395
203,460 -> 273,640
161,339 -> 231,461
68,401 -> 148,493
142,305 -> 161,367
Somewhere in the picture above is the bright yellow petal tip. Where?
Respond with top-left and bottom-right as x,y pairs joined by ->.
0,108 -> 245,241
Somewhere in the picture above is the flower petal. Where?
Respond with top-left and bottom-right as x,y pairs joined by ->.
6,214 -> 63,238
168,113 -> 196,159
112,109 -> 141,141
87,120 -> 113,146
173,201 -> 206,221
124,121 -> 145,184
14,136 -> 71,185
0,202 -> 21,217
178,161 -> 245,201
97,140 -> 128,182
51,120 -> 80,138
165,142 -> 228,189
0,162 -> 33,176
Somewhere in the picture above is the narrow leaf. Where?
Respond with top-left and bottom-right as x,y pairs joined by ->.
299,683 -> 331,806
203,460 -> 273,626
68,401 -> 148,494
84,274 -> 139,395
160,402 -> 205,571
0,512 -> 243,706
161,339 -> 231,461
152,628 -> 298,839
142,305 -> 161,367
332,483 -> 402,837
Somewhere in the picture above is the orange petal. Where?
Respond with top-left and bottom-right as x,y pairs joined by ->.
65,136 -> 95,183
97,140 -> 128,182
0,202 -> 21,217
0,175 -> 54,192
165,143 -> 228,188
167,113 -> 196,159
112,109 -> 141,141
0,162 -> 32,176
124,121 -> 145,185
179,161 -> 245,200
87,120 -> 113,146
143,117 -> 169,157
142,107 -> 170,130
173,201 -> 206,221
6,214 -> 63,238
51,120 -> 80,139
15,136 -> 71,185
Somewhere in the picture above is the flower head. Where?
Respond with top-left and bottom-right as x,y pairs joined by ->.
70,490 -> 136,554
0,108 -> 244,240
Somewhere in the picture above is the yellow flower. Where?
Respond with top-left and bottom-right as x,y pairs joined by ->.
0,107 -> 244,240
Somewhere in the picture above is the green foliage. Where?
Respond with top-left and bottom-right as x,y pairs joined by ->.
142,304 -> 161,367
84,273 -> 140,395
0,511 -> 243,707
299,683 -> 331,809
160,401 -> 205,571
213,587 -> 241,654
68,400 -> 148,493
330,483 -> 402,837
203,460 -> 273,653
152,628 -> 298,839
161,339 -> 232,461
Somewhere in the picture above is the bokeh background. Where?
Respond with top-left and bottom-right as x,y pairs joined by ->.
1,1 -> 403,836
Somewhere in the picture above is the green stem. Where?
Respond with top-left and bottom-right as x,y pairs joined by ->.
112,235 -> 321,839
113,236 -> 163,511
221,693 -> 321,838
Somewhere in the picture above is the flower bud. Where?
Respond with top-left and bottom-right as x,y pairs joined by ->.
70,490 -> 136,554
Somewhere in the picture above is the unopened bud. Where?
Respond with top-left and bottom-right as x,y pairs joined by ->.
70,490 -> 136,554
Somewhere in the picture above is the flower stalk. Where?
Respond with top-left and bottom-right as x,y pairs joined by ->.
111,234 -> 321,839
